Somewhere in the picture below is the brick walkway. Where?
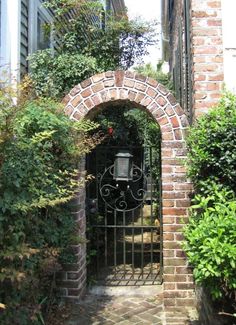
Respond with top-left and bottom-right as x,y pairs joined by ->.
67,290 -> 200,325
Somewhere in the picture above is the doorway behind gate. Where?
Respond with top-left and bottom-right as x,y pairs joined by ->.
86,104 -> 162,286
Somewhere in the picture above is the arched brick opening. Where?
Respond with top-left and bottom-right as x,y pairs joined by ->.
61,70 -> 196,308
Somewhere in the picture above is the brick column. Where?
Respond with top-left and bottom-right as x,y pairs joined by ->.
57,159 -> 87,302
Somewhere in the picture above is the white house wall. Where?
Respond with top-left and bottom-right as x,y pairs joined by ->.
0,0 -> 21,83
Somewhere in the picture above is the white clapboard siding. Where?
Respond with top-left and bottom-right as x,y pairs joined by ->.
20,0 -> 29,77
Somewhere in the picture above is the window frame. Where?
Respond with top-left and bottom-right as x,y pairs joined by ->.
28,0 -> 53,55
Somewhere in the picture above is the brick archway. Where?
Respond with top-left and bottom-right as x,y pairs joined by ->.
62,70 -> 195,308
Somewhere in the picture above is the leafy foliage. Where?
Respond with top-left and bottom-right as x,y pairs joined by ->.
0,86 -> 99,324
183,92 -> 236,312
183,185 -> 236,299
134,62 -> 173,91
28,50 -> 99,98
29,0 -> 157,98
186,92 -> 236,192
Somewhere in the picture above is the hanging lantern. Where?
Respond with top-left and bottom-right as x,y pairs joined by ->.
113,150 -> 133,181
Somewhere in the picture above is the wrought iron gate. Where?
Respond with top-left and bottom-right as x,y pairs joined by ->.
86,146 -> 162,286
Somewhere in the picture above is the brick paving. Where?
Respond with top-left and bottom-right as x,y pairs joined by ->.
67,292 -> 200,325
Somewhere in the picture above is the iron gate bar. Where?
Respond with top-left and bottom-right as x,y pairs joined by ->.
123,210 -> 126,274
114,209 -> 117,276
132,209 -> 134,275
105,203 -> 108,268
87,145 -> 162,286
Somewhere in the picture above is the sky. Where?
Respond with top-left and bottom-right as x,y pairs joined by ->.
124,0 -> 162,66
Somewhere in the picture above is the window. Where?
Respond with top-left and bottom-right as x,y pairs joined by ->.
28,0 -> 53,55
37,10 -> 51,50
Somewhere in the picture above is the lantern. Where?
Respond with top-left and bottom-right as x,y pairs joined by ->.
113,150 -> 133,181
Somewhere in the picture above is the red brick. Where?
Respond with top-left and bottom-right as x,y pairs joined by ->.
163,250 -> 175,257
135,92 -> 145,103
128,90 -> 137,101
192,10 -> 217,18
124,79 -> 135,88
162,184 -> 174,191
174,129 -> 183,140
162,133 -> 174,143
109,89 -> 118,100
158,84 -> 169,95
105,71 -> 114,78
164,299 -> 176,306
141,96 -> 152,107
163,233 -> 175,241
81,78 -> 92,88
170,116 -> 179,128
156,96 -> 167,107
164,283 -> 176,290
65,105 -> 73,116
73,111 -> 81,120
92,73 -> 105,83
115,70 -> 125,87
153,108 -> 165,118
165,105 -> 175,116
208,73 -> 224,81
84,98 -> 94,109
163,216 -> 176,224
92,82 -> 104,93
81,88 -> 92,98
125,71 -> 135,79
207,19 -> 222,26
207,1 -> 221,8
135,73 -> 146,82
164,266 -> 175,274
176,200 -> 190,207
135,82 -> 147,92
104,79 -> 115,87
70,85 -> 81,96
147,77 -> 158,87
147,87 -> 158,98
119,89 -> 128,100
92,94 -> 102,106
164,275 -> 187,282
158,116 -> 169,126
163,208 -> 187,216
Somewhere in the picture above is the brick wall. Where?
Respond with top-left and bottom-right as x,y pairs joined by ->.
191,0 -> 224,117
62,70 -> 196,308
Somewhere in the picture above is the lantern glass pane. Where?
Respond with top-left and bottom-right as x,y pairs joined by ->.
117,157 -> 129,178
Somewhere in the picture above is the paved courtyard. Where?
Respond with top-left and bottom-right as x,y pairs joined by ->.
67,287 -> 200,325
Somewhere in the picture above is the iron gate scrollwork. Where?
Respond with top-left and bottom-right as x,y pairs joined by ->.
87,146 -> 162,286
99,162 -> 147,212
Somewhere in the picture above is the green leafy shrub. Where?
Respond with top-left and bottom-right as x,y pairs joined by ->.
183,185 -> 236,299
0,88 -> 99,324
183,92 -> 236,315
134,62 -> 173,91
186,92 -> 236,192
28,50 -> 99,98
